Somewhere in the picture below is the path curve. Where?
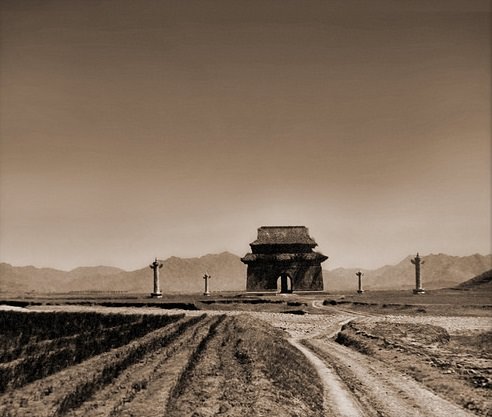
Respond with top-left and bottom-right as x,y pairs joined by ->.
289,338 -> 364,417
282,301 -> 478,417
305,336 -> 476,417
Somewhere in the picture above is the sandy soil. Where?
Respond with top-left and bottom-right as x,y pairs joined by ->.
17,303 -> 491,417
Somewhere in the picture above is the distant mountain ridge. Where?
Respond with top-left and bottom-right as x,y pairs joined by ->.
324,253 -> 492,292
1,252 -> 490,294
0,252 -> 246,294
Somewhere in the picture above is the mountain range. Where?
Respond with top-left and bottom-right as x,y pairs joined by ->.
0,252 -> 490,294
324,253 -> 492,291
0,252 -> 244,294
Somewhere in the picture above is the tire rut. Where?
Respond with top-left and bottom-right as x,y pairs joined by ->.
305,337 -> 476,417
290,338 -> 364,417
297,302 -> 478,417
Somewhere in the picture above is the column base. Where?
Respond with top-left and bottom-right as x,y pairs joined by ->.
203,291 -> 210,296
357,290 -> 364,294
413,288 -> 425,294
151,292 -> 163,298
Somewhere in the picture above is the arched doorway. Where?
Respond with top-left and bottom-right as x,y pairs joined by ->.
277,273 -> 292,294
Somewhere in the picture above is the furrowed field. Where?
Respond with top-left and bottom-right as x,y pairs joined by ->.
0,310 -> 323,417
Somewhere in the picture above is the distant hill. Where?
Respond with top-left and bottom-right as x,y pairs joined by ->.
67,252 -> 247,293
324,254 -> 492,292
0,252 -> 246,294
1,252 -> 490,294
453,269 -> 492,291
0,263 -> 125,293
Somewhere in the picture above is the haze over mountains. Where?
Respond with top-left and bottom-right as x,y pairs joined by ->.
0,253 -> 244,294
0,253 -> 490,294
324,253 -> 492,292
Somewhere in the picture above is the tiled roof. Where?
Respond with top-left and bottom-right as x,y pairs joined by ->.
250,226 -> 317,246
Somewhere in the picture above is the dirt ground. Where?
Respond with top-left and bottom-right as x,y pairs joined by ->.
333,319 -> 491,415
1,289 -> 491,416
0,309 -> 323,417
322,289 -> 492,317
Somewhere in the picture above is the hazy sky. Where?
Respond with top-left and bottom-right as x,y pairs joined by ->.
1,0 -> 490,271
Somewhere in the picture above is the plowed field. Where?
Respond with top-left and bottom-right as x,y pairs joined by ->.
0,310 -> 323,417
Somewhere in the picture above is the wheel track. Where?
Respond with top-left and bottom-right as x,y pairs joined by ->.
301,300 -> 477,417
290,338 -> 365,417
305,337 -> 476,417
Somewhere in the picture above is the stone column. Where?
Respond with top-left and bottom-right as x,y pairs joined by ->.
356,271 -> 364,293
150,258 -> 163,298
203,272 -> 211,296
411,253 -> 425,294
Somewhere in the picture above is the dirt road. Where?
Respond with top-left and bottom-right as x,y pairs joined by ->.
290,338 -> 364,417
254,305 -> 481,417
305,336 -> 476,417
26,304 -> 488,416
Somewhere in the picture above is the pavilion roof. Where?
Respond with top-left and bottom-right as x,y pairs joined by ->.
250,226 -> 317,246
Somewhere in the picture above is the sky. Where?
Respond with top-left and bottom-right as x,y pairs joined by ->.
0,0 -> 490,271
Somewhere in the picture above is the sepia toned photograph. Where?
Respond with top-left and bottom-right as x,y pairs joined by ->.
0,1 -> 490,416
